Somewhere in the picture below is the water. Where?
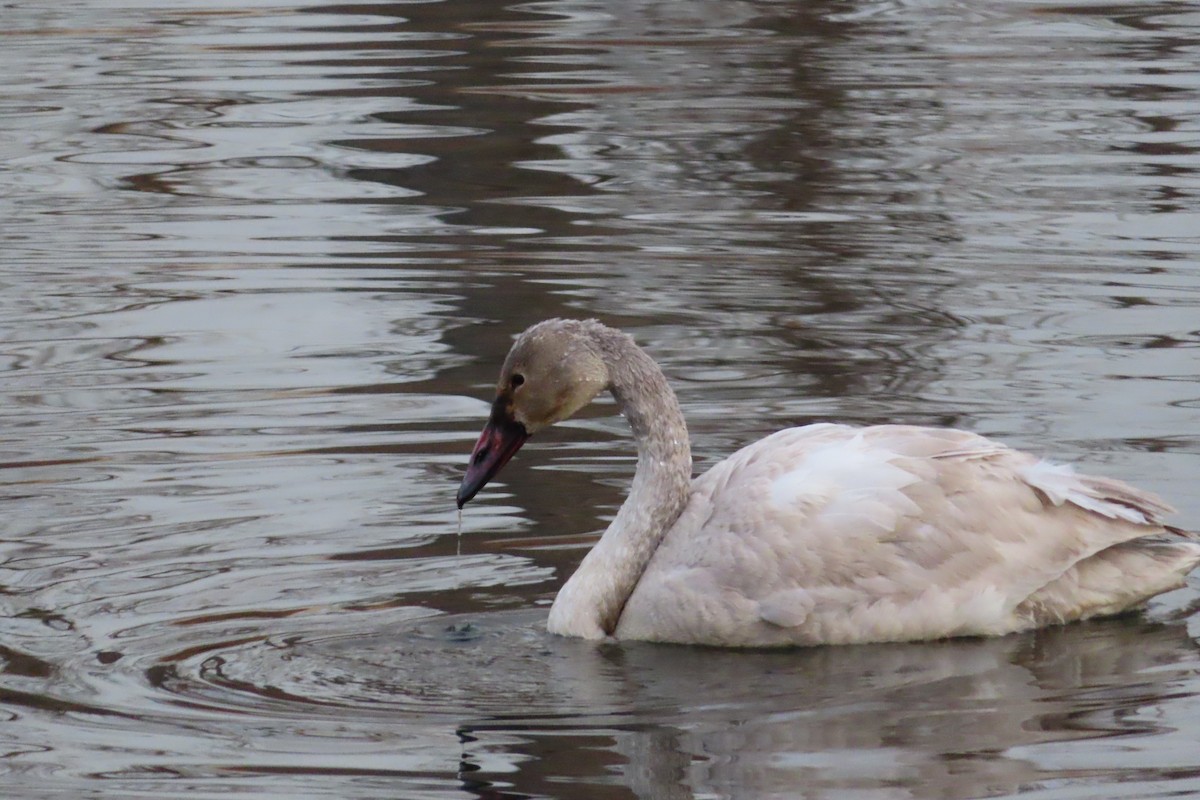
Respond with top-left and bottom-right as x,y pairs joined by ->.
3,0 -> 1200,797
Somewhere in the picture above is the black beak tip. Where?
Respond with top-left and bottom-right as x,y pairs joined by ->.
456,414 -> 529,511
456,473 -> 484,509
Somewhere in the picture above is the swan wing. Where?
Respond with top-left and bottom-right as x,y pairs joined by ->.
617,424 -> 1190,646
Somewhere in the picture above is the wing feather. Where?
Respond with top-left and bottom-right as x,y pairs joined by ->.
620,424 -> 1181,645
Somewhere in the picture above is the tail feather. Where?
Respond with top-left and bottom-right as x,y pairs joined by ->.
1166,524 -> 1200,542
1018,537 -> 1200,626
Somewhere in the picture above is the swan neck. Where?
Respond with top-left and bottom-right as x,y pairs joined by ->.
547,328 -> 692,638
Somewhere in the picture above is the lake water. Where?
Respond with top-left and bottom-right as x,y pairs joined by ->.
3,0 -> 1200,797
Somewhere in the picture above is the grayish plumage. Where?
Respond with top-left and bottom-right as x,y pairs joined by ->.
459,319 -> 1200,647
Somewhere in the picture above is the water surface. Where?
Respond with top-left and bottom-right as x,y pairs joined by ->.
3,0 -> 1200,798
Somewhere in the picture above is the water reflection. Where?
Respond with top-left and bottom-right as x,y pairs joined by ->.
2,0 -> 1200,798
181,611 -> 1199,799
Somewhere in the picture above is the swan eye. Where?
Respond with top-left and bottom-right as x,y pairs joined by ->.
510,374 -> 525,389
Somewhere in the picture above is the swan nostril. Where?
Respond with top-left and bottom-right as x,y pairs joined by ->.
473,445 -> 490,464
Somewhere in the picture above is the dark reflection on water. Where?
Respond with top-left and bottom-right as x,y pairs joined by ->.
123,611 -> 1200,799
2,0 -> 1200,798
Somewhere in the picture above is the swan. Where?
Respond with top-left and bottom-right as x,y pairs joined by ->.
456,318 -> 1200,646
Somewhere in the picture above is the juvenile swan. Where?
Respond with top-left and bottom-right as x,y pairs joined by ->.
457,319 -> 1200,646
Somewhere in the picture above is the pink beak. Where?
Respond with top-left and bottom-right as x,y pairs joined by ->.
457,407 -> 530,508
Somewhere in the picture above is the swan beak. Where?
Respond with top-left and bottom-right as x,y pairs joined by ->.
457,411 -> 530,508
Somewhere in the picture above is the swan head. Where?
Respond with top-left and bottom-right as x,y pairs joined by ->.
457,319 -> 610,508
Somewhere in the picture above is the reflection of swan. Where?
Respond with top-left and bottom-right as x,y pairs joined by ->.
608,620 -> 1200,800
438,615 -> 1200,800
457,319 -> 1200,646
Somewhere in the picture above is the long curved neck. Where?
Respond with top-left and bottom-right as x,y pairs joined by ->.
547,328 -> 692,639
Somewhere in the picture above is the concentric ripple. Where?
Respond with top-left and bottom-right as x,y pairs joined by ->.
4,0 -> 1200,797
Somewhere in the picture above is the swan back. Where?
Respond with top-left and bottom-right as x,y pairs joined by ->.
615,424 -> 1199,646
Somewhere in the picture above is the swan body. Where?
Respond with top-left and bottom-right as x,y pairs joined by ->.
457,319 -> 1200,647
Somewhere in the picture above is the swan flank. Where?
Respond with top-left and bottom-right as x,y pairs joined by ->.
457,319 -> 1200,647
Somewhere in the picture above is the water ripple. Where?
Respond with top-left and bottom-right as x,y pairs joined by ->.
4,0 -> 1200,797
